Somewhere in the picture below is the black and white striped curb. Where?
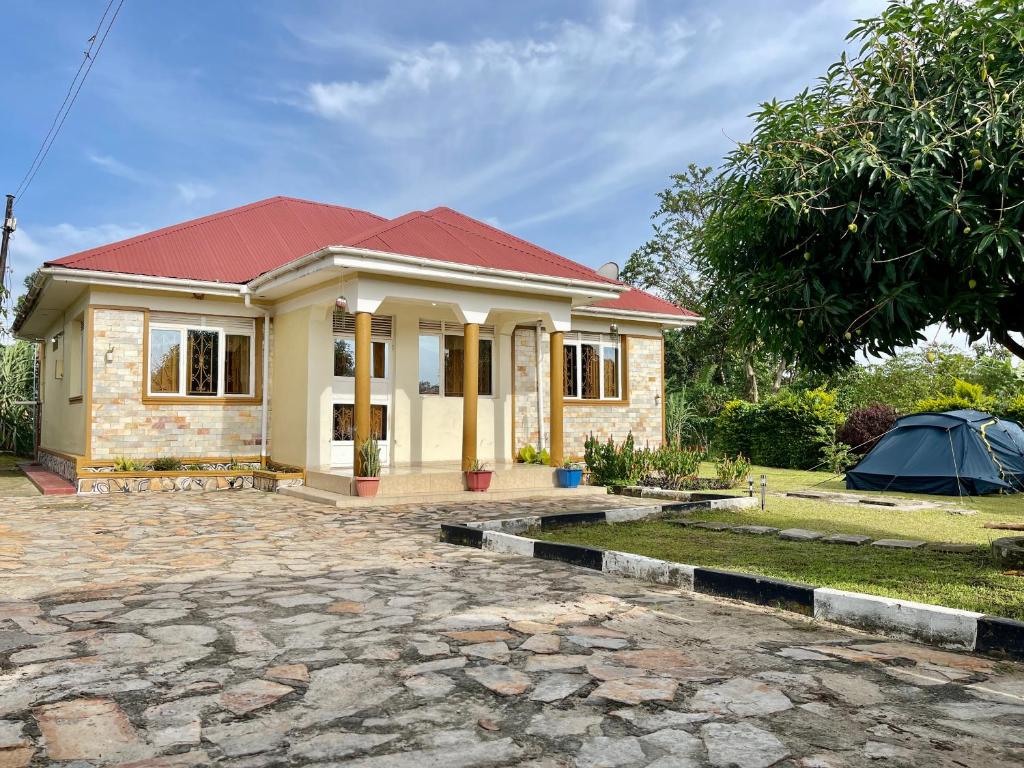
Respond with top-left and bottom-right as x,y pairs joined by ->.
440,507 -> 1024,661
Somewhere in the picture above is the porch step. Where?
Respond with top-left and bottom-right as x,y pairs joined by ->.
278,484 -> 607,508
305,464 -> 561,497
18,463 -> 76,495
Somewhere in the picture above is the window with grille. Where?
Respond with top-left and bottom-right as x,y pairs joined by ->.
332,404 -> 387,441
418,320 -> 494,397
147,313 -> 256,398
563,332 -> 622,401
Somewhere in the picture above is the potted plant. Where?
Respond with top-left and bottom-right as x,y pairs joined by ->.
556,458 -> 584,488
465,459 -> 493,492
354,438 -> 382,497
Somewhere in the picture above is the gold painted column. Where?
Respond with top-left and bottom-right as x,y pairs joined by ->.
461,322 -> 480,471
549,330 -> 565,466
354,311 -> 372,475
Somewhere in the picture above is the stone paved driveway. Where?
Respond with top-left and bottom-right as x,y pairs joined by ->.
0,490 -> 1023,767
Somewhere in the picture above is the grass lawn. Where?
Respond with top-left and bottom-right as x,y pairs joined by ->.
532,464 -> 1024,619
0,454 -> 39,497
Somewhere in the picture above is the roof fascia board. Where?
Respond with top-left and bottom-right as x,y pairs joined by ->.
573,305 -> 702,328
246,246 -> 624,302
42,266 -> 245,298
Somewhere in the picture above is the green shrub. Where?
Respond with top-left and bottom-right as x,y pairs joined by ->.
151,456 -> 183,471
714,454 -> 751,488
517,444 -> 551,465
0,342 -> 36,457
915,378 -> 996,414
583,433 -> 652,487
113,456 -> 143,472
652,443 -> 702,487
713,388 -> 844,470
712,400 -> 754,458
1004,395 -> 1024,425
358,438 -> 381,477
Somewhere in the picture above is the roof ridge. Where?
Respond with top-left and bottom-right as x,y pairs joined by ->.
345,210 -> 428,247
276,196 -> 388,221
424,207 -> 617,284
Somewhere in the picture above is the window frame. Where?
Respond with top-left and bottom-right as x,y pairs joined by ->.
144,315 -> 258,402
563,332 -> 625,403
418,321 -> 495,399
331,336 -> 390,381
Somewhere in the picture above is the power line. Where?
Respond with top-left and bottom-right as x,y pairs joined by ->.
12,0 -> 115,197
14,0 -> 126,203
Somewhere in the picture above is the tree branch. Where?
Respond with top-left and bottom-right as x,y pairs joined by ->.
993,329 -> 1024,363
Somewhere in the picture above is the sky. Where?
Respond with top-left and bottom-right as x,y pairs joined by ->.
6,0 -> 982,355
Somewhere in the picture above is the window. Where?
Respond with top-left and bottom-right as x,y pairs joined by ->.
563,333 -> 622,401
418,335 -> 441,394
332,404 -> 387,441
332,312 -> 391,379
147,314 -> 256,398
418,320 -> 494,397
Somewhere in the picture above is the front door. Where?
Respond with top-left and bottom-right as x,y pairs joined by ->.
329,314 -> 393,468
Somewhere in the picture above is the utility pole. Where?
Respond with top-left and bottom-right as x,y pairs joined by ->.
0,195 -> 15,300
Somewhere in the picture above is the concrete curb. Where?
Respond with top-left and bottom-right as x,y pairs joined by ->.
440,510 -> 1024,660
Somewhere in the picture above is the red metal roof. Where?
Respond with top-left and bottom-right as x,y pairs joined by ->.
45,196 -> 695,317
47,197 -> 386,283
591,288 -> 699,317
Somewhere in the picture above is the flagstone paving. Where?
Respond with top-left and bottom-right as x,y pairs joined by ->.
0,489 -> 1023,766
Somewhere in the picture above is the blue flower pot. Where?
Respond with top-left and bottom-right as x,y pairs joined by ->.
556,467 -> 583,488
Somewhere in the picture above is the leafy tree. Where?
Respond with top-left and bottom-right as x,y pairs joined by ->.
695,0 -> 1024,370
622,165 -> 796,405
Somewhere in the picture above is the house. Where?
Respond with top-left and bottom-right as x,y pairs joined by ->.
13,197 -> 698,494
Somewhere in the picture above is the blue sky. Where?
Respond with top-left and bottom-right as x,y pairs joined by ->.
3,0 -> 888,314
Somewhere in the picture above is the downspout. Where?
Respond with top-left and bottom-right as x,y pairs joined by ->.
535,321 -> 545,451
242,289 -> 271,466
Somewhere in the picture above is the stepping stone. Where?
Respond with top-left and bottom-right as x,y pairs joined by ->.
732,525 -> 780,536
265,663 -> 309,686
442,629 -> 514,643
460,641 -> 510,662
528,673 -> 590,702
667,519 -> 699,527
519,634 -> 560,654
466,665 -> 532,696
927,542 -> 978,554
871,539 -> 926,549
694,522 -> 734,531
690,677 -> 792,717
700,722 -> 790,768
34,698 -> 142,761
778,528 -> 825,541
219,679 -> 293,715
822,533 -> 872,546
590,677 -> 678,705
787,492 -> 823,499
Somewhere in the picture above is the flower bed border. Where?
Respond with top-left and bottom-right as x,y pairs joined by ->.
439,503 -> 1024,661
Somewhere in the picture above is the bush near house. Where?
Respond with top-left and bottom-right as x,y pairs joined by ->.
713,388 -> 844,470
0,342 -> 35,457
837,404 -> 898,454
914,378 -> 997,415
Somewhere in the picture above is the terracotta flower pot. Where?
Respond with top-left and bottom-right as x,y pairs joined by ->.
465,470 -> 493,492
354,477 -> 381,497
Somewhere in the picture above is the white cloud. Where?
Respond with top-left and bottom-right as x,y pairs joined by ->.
176,182 -> 216,205
87,153 -> 154,185
300,1 -> 886,225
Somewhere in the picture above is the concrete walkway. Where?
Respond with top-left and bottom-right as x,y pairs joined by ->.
0,490 -> 1021,767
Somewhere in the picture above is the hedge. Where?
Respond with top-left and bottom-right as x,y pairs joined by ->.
713,388 -> 844,470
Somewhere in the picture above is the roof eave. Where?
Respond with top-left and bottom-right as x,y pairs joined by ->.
572,305 -> 703,328
247,246 -> 626,302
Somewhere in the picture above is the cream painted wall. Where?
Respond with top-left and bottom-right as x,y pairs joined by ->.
39,291 -> 90,456
387,304 -> 512,466
268,306 -> 311,468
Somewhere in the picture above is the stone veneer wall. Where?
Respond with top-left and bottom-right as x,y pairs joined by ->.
513,327 -> 663,458
37,448 -> 77,483
90,308 -> 268,460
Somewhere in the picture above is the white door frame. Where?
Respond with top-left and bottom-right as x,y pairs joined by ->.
329,333 -> 393,469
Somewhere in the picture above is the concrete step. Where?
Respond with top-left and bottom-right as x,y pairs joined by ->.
306,465 -> 560,497
18,462 -> 76,495
279,483 -> 607,508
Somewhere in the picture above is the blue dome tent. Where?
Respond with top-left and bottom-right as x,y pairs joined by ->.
845,410 -> 1024,496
